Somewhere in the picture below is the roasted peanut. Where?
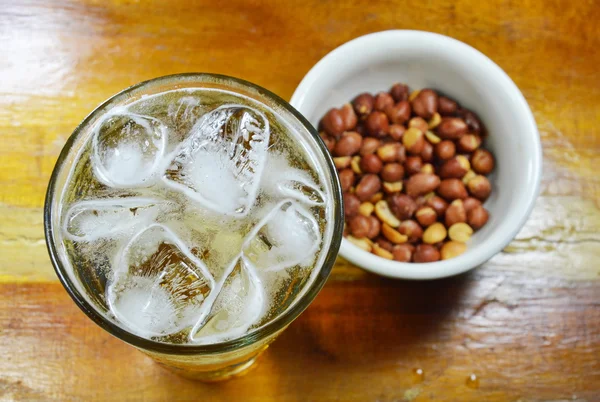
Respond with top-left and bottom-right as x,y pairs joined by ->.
370,192 -> 384,204
405,173 -> 441,198
425,130 -> 441,144
340,103 -> 358,131
388,193 -> 418,220
467,205 -> 489,230
444,199 -> 467,227
355,174 -> 381,201
426,195 -> 448,217
438,96 -> 458,116
343,193 -> 360,217
457,108 -> 483,133
333,131 -> 362,156
381,223 -> 409,244
351,156 -> 362,174
384,101 -> 411,124
375,143 -> 398,163
421,141 -> 434,162
389,124 -> 406,141
462,197 -> 482,213
471,149 -> 495,174
411,89 -> 438,119
359,202 -> 375,217
360,153 -> 383,174
439,156 -> 469,179
392,244 -> 414,262
415,206 -> 437,227
333,156 -> 351,169
321,108 -> 345,136
422,222 -> 447,244
349,215 -> 371,238
359,137 -> 381,156
365,111 -> 389,137
383,181 -> 403,194
347,235 -> 372,252
352,93 -> 375,117
390,83 -> 409,102
338,169 -> 355,191
448,222 -> 473,243
421,163 -> 434,174
435,140 -> 456,160
436,117 -> 468,140
374,92 -> 395,111
367,216 -> 381,239
467,175 -> 491,201
375,200 -> 401,227
428,112 -> 442,129
381,163 -> 404,182
440,241 -> 467,259
398,220 -> 424,243
457,134 -> 481,153
462,169 -> 477,185
413,244 -> 441,262
402,127 -> 425,154
408,89 -> 421,102
376,237 -> 394,252
404,156 -> 423,175
320,132 -> 336,152
372,243 -> 393,259
438,178 -> 468,201
408,117 -> 429,133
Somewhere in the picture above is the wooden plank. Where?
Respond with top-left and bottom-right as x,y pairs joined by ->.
0,0 -> 599,400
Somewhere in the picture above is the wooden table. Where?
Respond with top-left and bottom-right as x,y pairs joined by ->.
1,1 -> 599,400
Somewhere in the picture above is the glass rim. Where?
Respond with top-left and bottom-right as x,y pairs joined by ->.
44,73 -> 343,355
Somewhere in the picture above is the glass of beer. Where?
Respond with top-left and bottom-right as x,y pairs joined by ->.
44,74 -> 343,381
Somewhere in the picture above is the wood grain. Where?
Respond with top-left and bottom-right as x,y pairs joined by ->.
1,0 -> 599,400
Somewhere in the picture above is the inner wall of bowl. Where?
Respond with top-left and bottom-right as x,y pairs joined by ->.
299,45 -> 536,251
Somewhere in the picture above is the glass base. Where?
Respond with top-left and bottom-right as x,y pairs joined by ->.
158,353 -> 261,381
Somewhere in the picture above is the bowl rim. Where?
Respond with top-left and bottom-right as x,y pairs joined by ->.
290,30 -> 543,280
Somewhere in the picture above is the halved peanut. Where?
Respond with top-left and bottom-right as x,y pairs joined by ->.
408,89 -> 421,102
428,112 -> 442,129
370,192 -> 384,204
421,163 -> 434,174
383,181 -> 403,194
422,222 -> 447,244
351,156 -> 362,174
359,202 -> 374,217
425,130 -> 441,144
333,156 -> 351,169
462,169 -> 477,185
381,223 -> 409,244
456,155 -> 471,171
375,200 -> 401,227
347,235 -> 372,252
448,222 -> 473,243
440,241 -> 467,260
372,243 -> 394,259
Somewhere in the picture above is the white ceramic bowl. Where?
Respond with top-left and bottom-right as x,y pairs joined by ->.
290,30 -> 542,280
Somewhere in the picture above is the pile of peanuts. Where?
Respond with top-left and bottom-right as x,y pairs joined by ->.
319,84 -> 494,263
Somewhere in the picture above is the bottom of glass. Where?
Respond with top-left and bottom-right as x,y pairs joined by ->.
157,352 -> 262,381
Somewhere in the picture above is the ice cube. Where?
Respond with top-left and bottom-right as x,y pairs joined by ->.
242,200 -> 321,272
106,224 -> 215,338
190,256 -> 265,344
167,96 -> 203,134
92,109 -> 168,188
63,197 -> 164,242
163,105 -> 270,217
262,153 -> 325,206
